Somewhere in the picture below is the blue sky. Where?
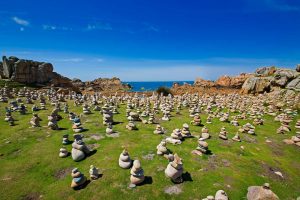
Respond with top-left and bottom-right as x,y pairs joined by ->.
0,0 -> 299,81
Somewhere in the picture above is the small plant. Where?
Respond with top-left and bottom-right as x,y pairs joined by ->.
156,86 -> 172,96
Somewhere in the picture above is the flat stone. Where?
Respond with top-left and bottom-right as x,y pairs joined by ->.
142,153 -> 155,160
274,171 -> 283,178
106,132 -> 119,138
90,134 -> 104,141
164,185 -> 182,195
129,183 -> 136,188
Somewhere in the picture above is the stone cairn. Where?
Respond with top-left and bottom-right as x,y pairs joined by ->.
283,120 -> 300,147
29,113 -> 41,127
71,168 -> 87,189
72,117 -> 84,133
230,116 -> 239,126
181,123 -> 192,138
48,115 -> 59,130
165,153 -> 184,183
82,104 -> 91,115
119,149 -> 133,169
190,114 -> 202,126
153,124 -> 165,134
156,140 -> 169,156
166,128 -> 183,145
200,126 -> 210,140
219,127 -> 228,140
232,132 -> 241,142
192,140 -> 209,156
129,160 -> 145,188
106,123 -> 114,135
239,123 -> 255,135
59,147 -> 69,158
89,165 -> 100,180
126,115 -> 138,130
102,104 -> 113,126
62,134 -> 71,145
71,134 -> 91,161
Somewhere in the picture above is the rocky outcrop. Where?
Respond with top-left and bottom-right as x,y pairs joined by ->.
255,66 -> 276,76
72,77 -> 131,93
193,73 -> 253,89
241,77 -> 272,94
194,78 -> 216,87
296,64 -> 300,72
0,55 -> 132,93
0,56 -> 81,92
286,76 -> 300,91
215,73 -> 253,88
0,56 -> 80,91
1,56 -> 54,83
0,62 -> 3,78
171,83 -> 239,95
271,69 -> 298,87
242,66 -> 300,94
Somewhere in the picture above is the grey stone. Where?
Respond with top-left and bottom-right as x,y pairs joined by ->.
286,76 -> 300,91
241,77 -> 272,94
247,186 -> 279,200
296,64 -> 300,72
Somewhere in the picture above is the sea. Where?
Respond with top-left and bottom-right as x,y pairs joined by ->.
123,81 -> 194,92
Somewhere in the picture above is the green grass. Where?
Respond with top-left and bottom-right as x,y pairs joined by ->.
0,99 -> 299,200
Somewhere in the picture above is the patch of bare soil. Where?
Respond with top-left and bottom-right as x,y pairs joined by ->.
21,193 -> 41,200
88,143 -> 100,149
164,185 -> 182,195
142,153 -> 155,160
89,134 -> 104,141
54,168 -> 72,180
260,161 -> 286,181
266,141 -> 284,157
243,135 -> 257,143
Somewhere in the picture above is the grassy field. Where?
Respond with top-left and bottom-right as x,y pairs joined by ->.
0,99 -> 299,200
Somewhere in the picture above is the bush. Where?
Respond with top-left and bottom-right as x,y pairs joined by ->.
156,86 -> 172,96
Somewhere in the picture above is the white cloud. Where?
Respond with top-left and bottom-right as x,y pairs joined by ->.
42,24 -> 73,31
12,16 -> 29,26
42,25 -> 56,30
86,22 -> 112,31
20,27 -> 25,31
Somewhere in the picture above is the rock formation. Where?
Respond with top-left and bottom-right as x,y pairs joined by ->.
241,66 -> 300,93
72,77 -> 131,93
241,77 -> 272,94
0,56 -> 75,88
215,73 -> 253,88
194,73 -> 253,89
194,78 -> 216,87
0,55 -> 131,94
296,64 -> 300,72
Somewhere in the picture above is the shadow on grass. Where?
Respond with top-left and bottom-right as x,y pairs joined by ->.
86,150 -> 97,158
138,176 -> 153,186
113,121 -> 123,125
81,128 -> 89,132
182,172 -> 193,182
206,149 -> 213,155
73,180 -> 91,190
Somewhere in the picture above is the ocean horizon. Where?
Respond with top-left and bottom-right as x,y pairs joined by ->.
123,81 -> 194,92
